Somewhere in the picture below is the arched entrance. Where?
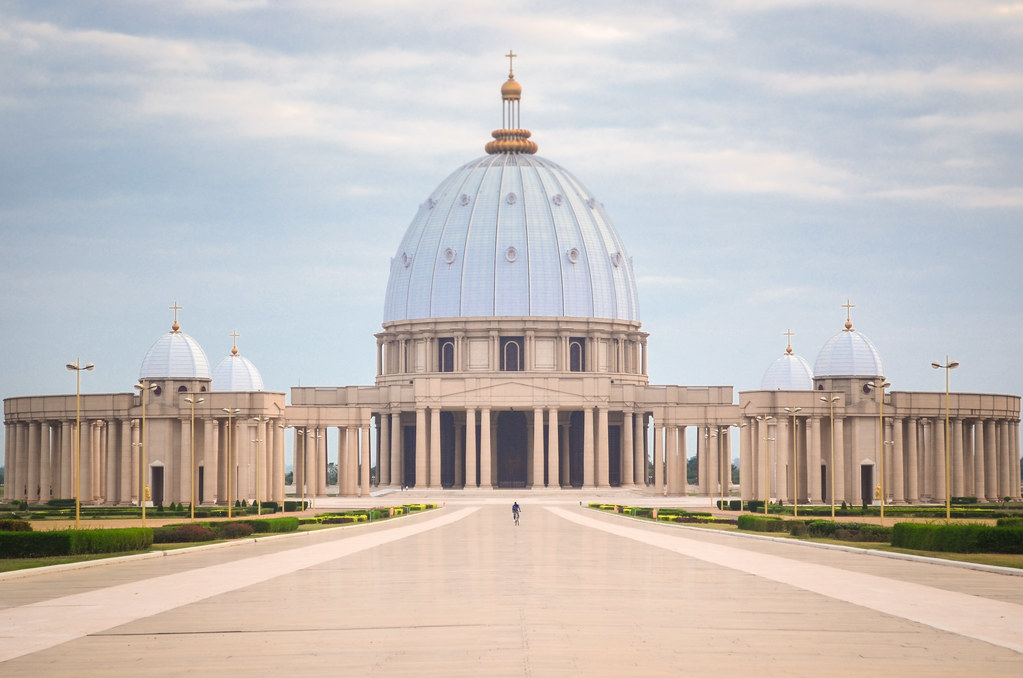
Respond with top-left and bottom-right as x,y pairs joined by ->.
496,411 -> 527,488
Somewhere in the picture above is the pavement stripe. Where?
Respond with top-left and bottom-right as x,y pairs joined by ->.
0,507 -> 478,663
549,507 -> 1023,654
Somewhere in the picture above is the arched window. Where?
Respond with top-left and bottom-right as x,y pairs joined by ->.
500,337 -> 523,371
438,338 -> 455,373
178,385 -> 187,392
569,338 -> 585,372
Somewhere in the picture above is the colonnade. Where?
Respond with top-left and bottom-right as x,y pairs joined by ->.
4,416 -> 287,506
290,423 -> 373,498
740,414 -> 1021,505
375,407 -> 650,490
650,425 -> 731,497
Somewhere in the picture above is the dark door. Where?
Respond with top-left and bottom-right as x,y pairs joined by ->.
497,411 -> 527,488
403,426 -> 417,488
151,466 -> 164,506
860,464 -> 874,508
608,425 -> 621,486
569,411 -> 584,487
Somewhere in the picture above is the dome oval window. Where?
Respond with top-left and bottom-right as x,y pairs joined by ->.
444,247 -> 457,264
459,194 -> 471,206
505,192 -> 518,205
566,247 -> 580,264
505,246 -> 518,263
552,194 -> 564,206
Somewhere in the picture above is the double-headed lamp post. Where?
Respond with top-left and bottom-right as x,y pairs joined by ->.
184,396 -> 204,521
134,380 -> 157,525
66,359 -> 94,529
755,415 -> 774,514
783,408 -> 802,516
222,408 -> 240,517
820,395 -> 840,518
931,356 -> 959,522
865,378 -> 891,524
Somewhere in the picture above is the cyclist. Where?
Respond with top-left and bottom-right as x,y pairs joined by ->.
512,501 -> 521,526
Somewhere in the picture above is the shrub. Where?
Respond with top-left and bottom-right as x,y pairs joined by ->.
0,528 -> 153,557
950,496 -> 978,505
745,500 -> 764,513
892,523 -> 1023,554
737,514 -> 788,533
996,517 -> 1023,528
240,517 -> 299,533
46,498 -> 77,508
217,522 -> 255,539
0,519 -> 32,532
153,523 -> 216,544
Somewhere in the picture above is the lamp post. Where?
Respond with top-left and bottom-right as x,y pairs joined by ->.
222,408 -> 240,517
783,407 -> 802,516
252,416 -> 269,514
820,395 -> 840,518
184,396 -> 204,521
133,380 -> 157,525
755,415 -> 774,514
931,356 -> 959,522
66,359 -> 94,529
865,378 -> 891,524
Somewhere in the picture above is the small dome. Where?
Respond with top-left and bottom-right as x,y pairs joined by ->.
814,329 -> 884,378
211,352 -> 264,392
501,76 -> 522,99
761,352 -> 814,390
140,331 -> 211,380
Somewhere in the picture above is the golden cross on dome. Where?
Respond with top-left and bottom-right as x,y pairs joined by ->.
842,298 -> 855,331
230,329 -> 240,355
783,328 -> 795,354
506,49 -> 517,77
169,300 -> 182,332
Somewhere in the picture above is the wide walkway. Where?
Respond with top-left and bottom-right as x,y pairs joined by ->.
1,496 -> 1022,676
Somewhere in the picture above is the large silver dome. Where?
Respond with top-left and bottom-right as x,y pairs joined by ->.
383,153 -> 640,323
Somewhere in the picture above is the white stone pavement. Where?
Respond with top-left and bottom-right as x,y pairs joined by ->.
1,496 -> 1021,676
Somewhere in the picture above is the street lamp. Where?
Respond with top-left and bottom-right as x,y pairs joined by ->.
252,416 -> 269,514
784,407 -> 802,516
133,380 -> 157,525
184,396 -> 204,521
755,415 -> 774,514
222,408 -> 240,517
66,359 -> 94,529
932,356 -> 959,522
865,378 -> 891,524
820,395 -> 840,518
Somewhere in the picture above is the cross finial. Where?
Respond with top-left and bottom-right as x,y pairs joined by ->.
842,298 -> 855,331
169,300 -> 182,332
230,329 -> 240,356
506,49 -> 517,77
783,328 -> 794,354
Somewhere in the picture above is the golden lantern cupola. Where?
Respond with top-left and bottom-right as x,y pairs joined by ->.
485,50 -> 538,155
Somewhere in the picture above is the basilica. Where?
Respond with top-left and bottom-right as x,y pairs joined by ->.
4,63 -> 1020,508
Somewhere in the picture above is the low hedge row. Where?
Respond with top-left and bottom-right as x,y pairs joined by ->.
891,523 -> 1023,554
0,528 -> 153,558
153,517 -> 301,543
736,516 -> 892,542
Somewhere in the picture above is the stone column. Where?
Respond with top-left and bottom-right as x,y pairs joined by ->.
933,418 -> 947,503
391,413 -> 402,488
597,407 -> 609,488
622,411 -> 634,487
39,423 -> 53,503
1013,421 -> 1021,500
951,418 -> 964,498
962,421 -> 975,495
984,419 -> 997,501
415,408 -> 427,489
430,408 -> 442,488
361,425 -> 371,496
583,407 -> 595,489
809,417 -> 822,504
104,421 -> 118,504
117,420 -> 131,504
454,419 -> 464,488
653,424 -> 664,494
26,421 -> 41,503
998,419 -> 1011,500
49,424 -> 62,502
379,414 -> 390,487
740,419 -> 752,501
304,427 -> 316,500
465,408 -> 477,488
892,418 -> 905,504
58,421 -> 72,499
179,418 -> 191,505
666,426 -> 679,496
634,413 -> 646,488
678,426 -> 688,493
202,418 -> 217,504
833,417 -> 845,505
908,419 -> 924,503
973,420 -> 985,500
533,408 -> 545,488
480,408 -> 492,489
548,408 -> 559,488
777,418 -> 790,503
3,424 -> 13,501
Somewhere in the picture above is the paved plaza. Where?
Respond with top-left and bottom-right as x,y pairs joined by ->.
2,494 -> 1023,676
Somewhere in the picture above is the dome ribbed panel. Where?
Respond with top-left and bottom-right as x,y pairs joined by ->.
139,332 -> 211,380
814,330 -> 884,377
760,353 -> 814,390
382,154 -> 640,322
211,354 -> 265,392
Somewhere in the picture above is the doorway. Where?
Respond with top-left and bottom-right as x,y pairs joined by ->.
496,411 -> 527,488
151,466 -> 164,506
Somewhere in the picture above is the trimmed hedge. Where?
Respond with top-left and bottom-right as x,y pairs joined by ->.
736,514 -> 788,533
153,523 -> 217,544
0,519 -> 32,532
0,528 -> 153,558
891,523 -> 1023,554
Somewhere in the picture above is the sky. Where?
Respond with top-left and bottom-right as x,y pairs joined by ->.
2,1 -> 1022,466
